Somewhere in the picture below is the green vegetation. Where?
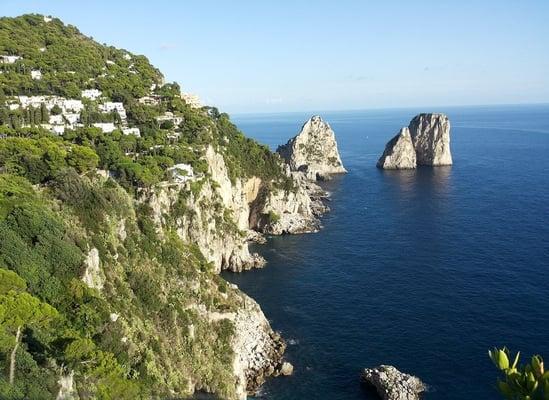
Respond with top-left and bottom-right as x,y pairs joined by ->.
0,172 -> 244,399
267,211 -> 281,224
489,348 -> 548,400
0,14 -> 162,99
0,13 -> 303,399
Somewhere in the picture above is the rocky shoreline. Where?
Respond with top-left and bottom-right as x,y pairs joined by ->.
141,115 -> 346,398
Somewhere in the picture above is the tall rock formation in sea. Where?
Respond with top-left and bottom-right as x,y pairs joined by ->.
378,113 -> 452,169
409,113 -> 452,166
277,115 -> 347,180
376,127 -> 417,169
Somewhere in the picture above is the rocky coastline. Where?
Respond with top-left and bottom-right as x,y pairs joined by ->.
140,115 -> 346,398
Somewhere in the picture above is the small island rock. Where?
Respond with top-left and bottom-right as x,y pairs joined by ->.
362,365 -> 426,400
279,361 -> 294,376
277,115 -> 347,181
376,127 -> 417,169
409,113 -> 452,166
378,113 -> 452,169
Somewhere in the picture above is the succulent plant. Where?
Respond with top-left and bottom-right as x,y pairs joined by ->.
489,347 -> 549,400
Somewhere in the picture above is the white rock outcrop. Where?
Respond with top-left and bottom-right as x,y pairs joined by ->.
56,370 -> 78,400
378,113 -> 452,169
377,127 -> 417,169
277,115 -> 346,181
231,294 -> 286,399
409,113 -> 452,166
81,248 -> 104,290
144,145 -> 324,272
362,365 -> 426,400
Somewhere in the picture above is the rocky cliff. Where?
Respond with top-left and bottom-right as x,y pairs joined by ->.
378,113 -> 452,169
0,14 -> 343,400
142,145 -> 325,273
277,115 -> 347,180
409,113 -> 452,166
377,127 -> 417,169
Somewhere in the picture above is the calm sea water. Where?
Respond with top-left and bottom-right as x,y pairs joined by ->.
224,105 -> 549,400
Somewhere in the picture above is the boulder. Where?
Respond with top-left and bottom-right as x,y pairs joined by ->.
408,113 -> 452,166
362,365 -> 426,400
277,115 -> 346,181
279,361 -> 294,376
377,127 -> 417,169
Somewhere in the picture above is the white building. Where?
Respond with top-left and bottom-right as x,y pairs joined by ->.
31,70 -> 42,80
122,127 -> 141,137
181,93 -> 202,109
99,102 -> 126,120
64,113 -> 80,125
18,96 -> 48,109
0,55 -> 21,64
167,163 -> 194,184
49,115 -> 64,125
51,125 -> 65,135
138,95 -> 160,106
81,89 -> 102,100
63,99 -> 84,113
156,111 -> 183,126
123,54 -> 132,60
43,16 -> 53,23
93,123 -> 116,133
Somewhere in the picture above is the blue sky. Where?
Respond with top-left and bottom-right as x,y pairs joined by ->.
2,1 -> 549,113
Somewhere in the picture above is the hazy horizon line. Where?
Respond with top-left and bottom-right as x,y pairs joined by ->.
228,101 -> 549,117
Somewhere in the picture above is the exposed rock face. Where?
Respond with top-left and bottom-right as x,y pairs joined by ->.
362,365 -> 426,400
409,113 -> 452,166
145,145 -> 325,273
377,127 -> 417,169
277,115 -> 346,181
81,248 -> 104,290
56,370 -> 78,400
230,293 -> 287,399
249,182 -> 322,235
378,113 -> 452,169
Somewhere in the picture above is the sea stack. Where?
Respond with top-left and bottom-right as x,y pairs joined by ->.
277,115 -> 347,180
409,113 -> 452,166
376,127 -> 417,169
361,365 -> 426,400
378,113 -> 452,169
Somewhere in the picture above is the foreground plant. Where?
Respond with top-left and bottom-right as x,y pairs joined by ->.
489,347 -> 549,400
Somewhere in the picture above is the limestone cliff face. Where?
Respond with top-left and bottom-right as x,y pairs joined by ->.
230,292 -> 286,399
378,113 -> 452,169
409,113 -> 452,166
143,145 -> 323,273
184,288 -> 285,400
377,127 -> 417,170
78,172 -> 286,399
277,115 -> 347,180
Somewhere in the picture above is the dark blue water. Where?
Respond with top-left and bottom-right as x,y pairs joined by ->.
224,105 -> 549,400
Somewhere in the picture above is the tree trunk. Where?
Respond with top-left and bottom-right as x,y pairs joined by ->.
9,325 -> 21,385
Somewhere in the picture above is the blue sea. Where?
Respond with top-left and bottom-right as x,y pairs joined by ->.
224,104 -> 549,400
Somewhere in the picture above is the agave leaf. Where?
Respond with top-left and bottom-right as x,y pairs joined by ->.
512,351 -> 521,369
498,349 -> 510,370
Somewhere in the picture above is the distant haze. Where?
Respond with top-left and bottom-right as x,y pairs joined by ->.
2,0 -> 549,113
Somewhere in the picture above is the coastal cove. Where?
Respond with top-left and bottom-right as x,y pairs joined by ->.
224,104 -> 549,400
